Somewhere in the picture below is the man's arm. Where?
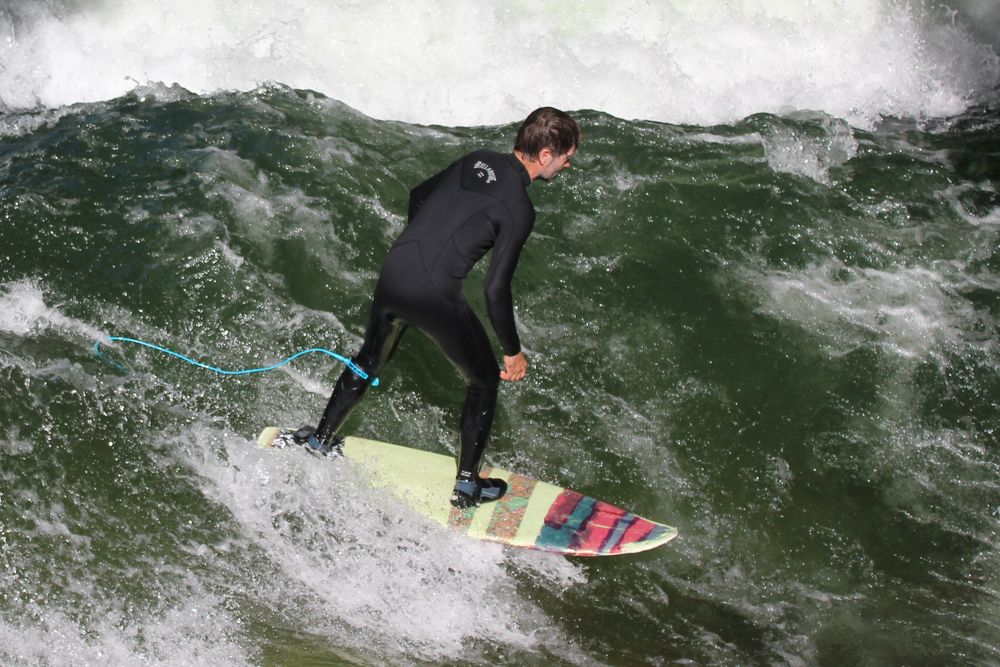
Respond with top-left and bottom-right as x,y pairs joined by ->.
484,204 -> 535,359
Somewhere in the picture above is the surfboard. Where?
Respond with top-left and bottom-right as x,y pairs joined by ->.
257,427 -> 678,557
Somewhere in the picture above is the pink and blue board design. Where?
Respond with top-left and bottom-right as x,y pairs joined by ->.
447,467 -> 676,556
538,489 -> 673,555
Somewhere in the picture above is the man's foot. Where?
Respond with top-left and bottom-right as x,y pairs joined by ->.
292,426 -> 344,458
450,476 -> 508,509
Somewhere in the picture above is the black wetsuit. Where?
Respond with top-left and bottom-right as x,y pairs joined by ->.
315,150 -> 535,478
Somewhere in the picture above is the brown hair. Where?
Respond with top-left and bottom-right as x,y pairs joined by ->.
514,107 -> 580,159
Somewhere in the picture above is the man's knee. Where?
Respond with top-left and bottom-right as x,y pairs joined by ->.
468,363 -> 500,396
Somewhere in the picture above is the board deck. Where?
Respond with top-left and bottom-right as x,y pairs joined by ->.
257,427 -> 677,556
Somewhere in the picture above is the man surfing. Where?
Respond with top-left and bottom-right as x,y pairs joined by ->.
295,107 -> 580,509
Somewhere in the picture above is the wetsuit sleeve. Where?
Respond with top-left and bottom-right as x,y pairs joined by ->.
484,204 -> 535,356
407,169 -> 448,222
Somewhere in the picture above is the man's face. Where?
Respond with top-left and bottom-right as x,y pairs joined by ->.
537,146 -> 576,182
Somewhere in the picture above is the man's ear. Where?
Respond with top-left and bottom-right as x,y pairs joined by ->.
537,147 -> 554,166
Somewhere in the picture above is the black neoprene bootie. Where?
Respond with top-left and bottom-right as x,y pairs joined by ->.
477,477 -> 507,501
450,475 -> 508,509
292,426 -> 343,458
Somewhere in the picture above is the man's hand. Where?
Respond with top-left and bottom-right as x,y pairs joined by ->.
500,352 -> 528,382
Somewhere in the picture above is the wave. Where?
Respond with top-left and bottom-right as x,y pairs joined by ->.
1,0 -> 998,128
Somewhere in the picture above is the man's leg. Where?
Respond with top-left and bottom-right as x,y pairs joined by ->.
456,376 -> 499,479
451,373 -> 506,508
422,303 -> 506,507
311,304 -> 407,449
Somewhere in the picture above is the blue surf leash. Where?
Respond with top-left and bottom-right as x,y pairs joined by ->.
93,336 -> 379,387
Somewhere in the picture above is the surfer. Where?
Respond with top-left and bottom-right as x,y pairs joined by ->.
295,107 -> 580,509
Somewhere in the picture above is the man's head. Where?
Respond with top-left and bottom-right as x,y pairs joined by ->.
514,107 -> 580,182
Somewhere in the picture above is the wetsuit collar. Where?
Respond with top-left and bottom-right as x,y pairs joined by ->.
507,153 -> 532,187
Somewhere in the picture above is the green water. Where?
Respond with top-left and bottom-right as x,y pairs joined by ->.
1,86 -> 998,665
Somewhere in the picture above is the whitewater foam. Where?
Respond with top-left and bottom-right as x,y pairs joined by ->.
754,261 -> 968,360
1,1 -> 997,128
0,600 -> 253,666
759,115 -> 859,184
0,279 -> 104,341
181,426 -> 585,663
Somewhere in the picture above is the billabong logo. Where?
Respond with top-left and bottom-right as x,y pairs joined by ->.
474,160 -> 497,184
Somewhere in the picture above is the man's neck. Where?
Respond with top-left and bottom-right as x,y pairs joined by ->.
513,150 -> 542,182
